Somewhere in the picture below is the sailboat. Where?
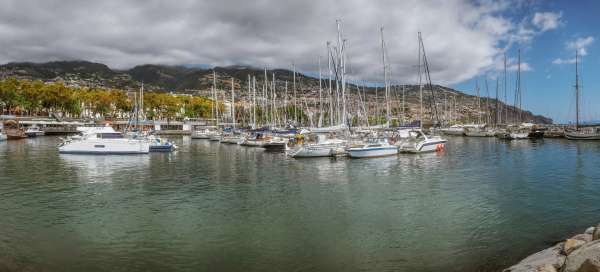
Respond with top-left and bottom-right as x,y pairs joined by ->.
565,51 -> 600,140
404,32 -> 448,153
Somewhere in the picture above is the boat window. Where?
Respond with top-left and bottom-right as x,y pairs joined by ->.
94,145 -> 105,148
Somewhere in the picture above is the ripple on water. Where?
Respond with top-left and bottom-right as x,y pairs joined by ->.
0,136 -> 599,272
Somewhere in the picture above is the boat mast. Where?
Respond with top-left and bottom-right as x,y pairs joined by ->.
514,49 -> 522,124
485,78 -> 490,125
327,42 -> 334,126
504,53 -> 507,124
381,27 -> 390,126
575,50 -> 580,129
495,78 -> 499,126
318,56 -> 323,127
253,76 -> 257,129
476,79 -> 481,124
284,80 -> 288,126
231,77 -> 235,130
293,63 -> 297,125
213,70 -> 219,128
418,33 -> 423,129
272,72 -> 276,128
337,19 -> 347,126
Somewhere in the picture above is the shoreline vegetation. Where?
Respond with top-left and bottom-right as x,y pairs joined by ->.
0,77 -> 219,120
505,223 -> 600,272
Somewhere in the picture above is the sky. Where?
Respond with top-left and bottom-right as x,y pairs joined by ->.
0,0 -> 597,123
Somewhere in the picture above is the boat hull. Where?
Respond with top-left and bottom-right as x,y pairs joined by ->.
25,131 -> 45,137
347,147 -> 398,158
565,132 -> 600,140
441,129 -> 465,136
289,144 -> 344,158
59,139 -> 149,154
262,142 -> 287,152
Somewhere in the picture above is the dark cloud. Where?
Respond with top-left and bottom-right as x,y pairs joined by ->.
0,0 -> 556,84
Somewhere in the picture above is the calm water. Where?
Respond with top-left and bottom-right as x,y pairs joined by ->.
1,136 -> 600,272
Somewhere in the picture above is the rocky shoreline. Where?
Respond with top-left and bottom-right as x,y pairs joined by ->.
504,224 -> 600,272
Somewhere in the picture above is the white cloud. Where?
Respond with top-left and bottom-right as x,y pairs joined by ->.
552,58 -> 576,65
566,36 -> 594,56
553,36 -> 595,65
0,0 -> 556,85
532,12 -> 562,31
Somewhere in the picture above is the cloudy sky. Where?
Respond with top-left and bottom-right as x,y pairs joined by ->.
0,0 -> 597,122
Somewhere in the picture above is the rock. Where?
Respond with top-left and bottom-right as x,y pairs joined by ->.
564,239 -> 587,255
592,225 -> 600,241
577,259 -> 600,272
572,234 -> 593,243
585,227 -> 595,235
563,240 -> 600,272
503,243 -> 566,272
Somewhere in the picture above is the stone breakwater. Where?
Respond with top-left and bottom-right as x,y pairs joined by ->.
504,224 -> 600,272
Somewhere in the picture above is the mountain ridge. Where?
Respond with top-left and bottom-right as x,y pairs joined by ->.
0,60 -> 552,124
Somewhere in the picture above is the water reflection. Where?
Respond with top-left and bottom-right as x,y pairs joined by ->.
60,154 -> 151,183
2,136 -> 600,272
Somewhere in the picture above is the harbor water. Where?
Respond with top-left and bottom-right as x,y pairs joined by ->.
1,136 -> 600,271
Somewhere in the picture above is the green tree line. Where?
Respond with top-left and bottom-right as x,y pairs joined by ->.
0,78 -> 220,120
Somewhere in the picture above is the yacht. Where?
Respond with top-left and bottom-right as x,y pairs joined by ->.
147,136 -> 178,152
346,137 -> 398,158
399,130 -> 447,153
59,126 -> 149,154
439,125 -> 465,136
220,133 -> 245,144
464,127 -> 495,137
191,129 -> 214,139
509,130 -> 529,140
262,137 -> 288,152
289,134 -> 346,158
208,132 -> 222,141
240,131 -> 271,147
25,126 -> 45,137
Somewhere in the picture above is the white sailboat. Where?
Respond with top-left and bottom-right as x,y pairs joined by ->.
565,51 -> 600,140
289,133 -> 346,158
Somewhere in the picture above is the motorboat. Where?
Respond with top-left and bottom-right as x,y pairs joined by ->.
58,126 -> 149,154
346,137 -> 398,158
240,132 -> 271,147
262,137 -> 288,152
220,133 -> 245,144
509,131 -> 529,140
208,132 -> 222,141
25,126 -> 45,137
399,130 -> 447,153
148,136 -> 178,152
288,134 -> 347,158
3,120 -> 27,140
191,128 -> 216,139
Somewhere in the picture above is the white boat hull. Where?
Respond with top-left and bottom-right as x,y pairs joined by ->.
59,139 -> 149,154
400,139 -> 447,153
565,131 -> 600,140
290,144 -> 345,158
509,133 -> 529,139
347,146 -> 398,158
